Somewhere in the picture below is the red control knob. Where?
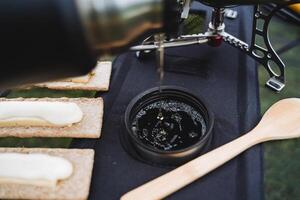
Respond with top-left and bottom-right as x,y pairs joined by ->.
208,35 -> 223,47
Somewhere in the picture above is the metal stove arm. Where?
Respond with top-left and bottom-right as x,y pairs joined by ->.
130,1 -> 300,92
221,1 -> 299,92
220,5 -> 291,92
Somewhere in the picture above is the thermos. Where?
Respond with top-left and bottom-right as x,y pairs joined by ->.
0,0 -> 179,89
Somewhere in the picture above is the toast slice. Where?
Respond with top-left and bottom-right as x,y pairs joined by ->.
33,61 -> 112,91
0,97 -> 103,138
0,148 -> 94,200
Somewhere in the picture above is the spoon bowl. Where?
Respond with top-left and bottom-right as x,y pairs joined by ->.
253,98 -> 300,141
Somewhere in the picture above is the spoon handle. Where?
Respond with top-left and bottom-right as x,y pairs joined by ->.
121,131 -> 262,200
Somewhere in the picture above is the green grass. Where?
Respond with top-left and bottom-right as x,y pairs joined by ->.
7,88 -> 96,98
259,17 -> 300,200
0,137 -> 72,148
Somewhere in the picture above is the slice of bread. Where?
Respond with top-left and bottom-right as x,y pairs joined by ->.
33,61 -> 112,91
0,148 -> 94,200
0,97 -> 103,138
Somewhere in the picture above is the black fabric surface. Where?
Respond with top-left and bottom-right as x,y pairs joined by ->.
71,4 -> 263,200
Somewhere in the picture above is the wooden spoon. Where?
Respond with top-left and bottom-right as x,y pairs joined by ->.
121,98 -> 300,200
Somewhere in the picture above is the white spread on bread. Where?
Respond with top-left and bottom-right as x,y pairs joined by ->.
0,101 -> 83,127
0,153 -> 73,187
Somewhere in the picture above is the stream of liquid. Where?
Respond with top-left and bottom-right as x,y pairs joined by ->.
156,34 -> 164,94
155,34 -> 165,121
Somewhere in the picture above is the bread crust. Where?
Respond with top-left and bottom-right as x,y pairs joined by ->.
33,61 -> 112,91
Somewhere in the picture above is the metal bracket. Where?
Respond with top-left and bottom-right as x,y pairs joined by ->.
130,1 -> 300,92
222,2 -> 299,92
249,4 -> 286,92
180,0 -> 192,19
224,9 -> 238,19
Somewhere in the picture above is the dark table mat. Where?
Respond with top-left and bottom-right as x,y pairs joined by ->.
72,4 -> 263,200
